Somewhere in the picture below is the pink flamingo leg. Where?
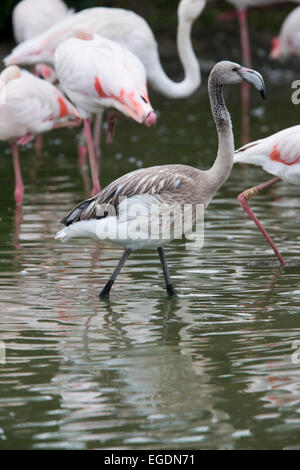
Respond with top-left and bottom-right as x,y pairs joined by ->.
93,112 -> 103,161
84,118 -> 101,195
241,82 -> 250,146
35,134 -> 43,155
106,111 -> 124,144
16,134 -> 34,146
52,118 -> 81,130
237,9 -> 251,145
11,142 -> 24,206
237,8 -> 251,67
77,128 -> 87,168
237,177 -> 285,265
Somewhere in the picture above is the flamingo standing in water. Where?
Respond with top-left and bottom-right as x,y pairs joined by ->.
224,0 -> 297,66
55,61 -> 265,299
12,0 -> 73,154
234,125 -> 300,265
270,5 -> 300,59
0,66 -> 81,205
5,0 -> 204,160
5,0 -> 203,99
223,1 -> 298,145
12,0 -> 72,44
54,32 -> 157,196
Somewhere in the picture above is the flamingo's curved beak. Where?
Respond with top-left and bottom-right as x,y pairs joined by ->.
145,111 -> 157,127
236,67 -> 266,100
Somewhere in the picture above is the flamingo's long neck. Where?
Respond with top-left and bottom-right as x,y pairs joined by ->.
146,9 -> 201,98
205,72 -> 235,193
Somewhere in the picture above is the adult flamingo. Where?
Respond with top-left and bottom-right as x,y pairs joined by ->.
5,0 -> 204,99
12,0 -> 73,154
12,0 -> 72,44
55,61 -> 265,299
270,5 -> 300,59
225,0 -> 297,67
54,32 -> 157,197
0,66 -> 81,205
234,125 -> 300,265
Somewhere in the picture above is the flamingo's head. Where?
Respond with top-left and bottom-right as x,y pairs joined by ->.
34,64 -> 58,84
178,0 -> 206,22
269,37 -> 281,60
210,61 -> 266,100
116,87 -> 157,127
4,36 -> 55,66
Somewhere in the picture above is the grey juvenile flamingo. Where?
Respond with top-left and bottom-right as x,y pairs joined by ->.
55,60 -> 266,299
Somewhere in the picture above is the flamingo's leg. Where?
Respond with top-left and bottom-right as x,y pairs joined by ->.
241,82 -> 250,146
52,118 -> 81,130
99,249 -> 132,299
35,133 -> 43,156
77,127 -> 88,168
93,112 -> 103,161
11,142 -> 24,206
84,117 -> 101,196
237,176 -> 285,265
237,8 -> 251,67
106,111 -> 124,144
16,134 -> 34,146
157,247 -> 177,296
238,7 -> 251,146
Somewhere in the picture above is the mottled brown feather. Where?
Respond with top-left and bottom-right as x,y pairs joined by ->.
61,164 -> 204,226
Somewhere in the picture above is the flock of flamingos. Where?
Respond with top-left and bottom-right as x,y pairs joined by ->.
0,0 -> 299,298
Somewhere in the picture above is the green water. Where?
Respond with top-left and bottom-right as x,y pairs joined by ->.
0,70 -> 300,450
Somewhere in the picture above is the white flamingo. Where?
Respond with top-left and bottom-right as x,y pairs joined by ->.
235,125 -> 300,265
54,31 -> 157,197
225,0 -> 299,66
269,5 -> 300,59
5,0 -> 204,99
0,66 -> 81,205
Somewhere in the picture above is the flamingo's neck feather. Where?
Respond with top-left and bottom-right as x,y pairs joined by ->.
145,10 -> 201,98
205,72 -> 235,193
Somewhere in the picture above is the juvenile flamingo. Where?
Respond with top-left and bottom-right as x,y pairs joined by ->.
0,66 -> 81,205
234,125 -> 300,265
54,32 -> 157,196
55,61 -> 265,299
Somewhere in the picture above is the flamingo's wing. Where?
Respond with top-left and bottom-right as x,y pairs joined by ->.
55,35 -> 152,121
61,165 -> 193,226
234,125 -> 300,183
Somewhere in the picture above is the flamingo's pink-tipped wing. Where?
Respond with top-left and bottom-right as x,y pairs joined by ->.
54,34 -> 155,124
234,125 -> 300,183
